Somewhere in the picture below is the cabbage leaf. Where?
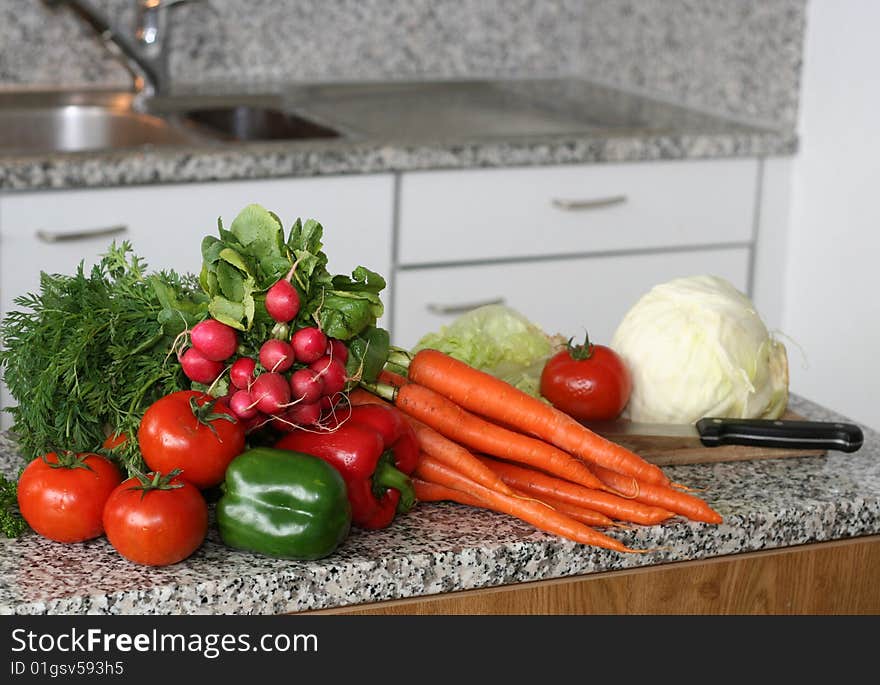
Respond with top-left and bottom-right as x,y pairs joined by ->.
414,304 -> 563,398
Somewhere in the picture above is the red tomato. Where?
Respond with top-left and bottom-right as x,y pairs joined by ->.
540,336 -> 632,421
102,432 -> 129,450
137,390 -> 246,489
17,452 -> 123,543
102,471 -> 208,566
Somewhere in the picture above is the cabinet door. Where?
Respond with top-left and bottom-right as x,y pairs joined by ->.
392,247 -> 751,349
0,175 -> 393,317
0,174 -> 394,428
398,159 -> 758,266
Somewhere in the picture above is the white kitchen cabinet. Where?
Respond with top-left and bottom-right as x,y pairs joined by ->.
393,247 -> 751,349
0,174 -> 394,319
398,159 -> 758,265
393,158 -> 765,349
0,174 -> 394,428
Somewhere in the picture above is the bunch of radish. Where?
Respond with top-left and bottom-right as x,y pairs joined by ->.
179,274 -> 350,432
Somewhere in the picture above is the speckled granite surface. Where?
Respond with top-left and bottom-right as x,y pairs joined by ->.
0,0 -> 580,90
0,0 -> 803,191
0,79 -> 795,192
0,0 -> 805,132
0,394 -> 876,615
579,0 -> 806,129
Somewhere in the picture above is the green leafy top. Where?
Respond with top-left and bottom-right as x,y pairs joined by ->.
199,204 -> 388,373
0,473 -> 26,538
0,242 -> 207,474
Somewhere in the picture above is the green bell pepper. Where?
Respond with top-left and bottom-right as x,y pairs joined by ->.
217,447 -> 351,560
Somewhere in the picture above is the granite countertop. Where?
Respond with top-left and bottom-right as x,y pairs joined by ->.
0,78 -> 797,192
0,394 -> 876,616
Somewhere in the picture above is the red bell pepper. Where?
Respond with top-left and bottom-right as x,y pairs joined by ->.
275,404 -> 419,529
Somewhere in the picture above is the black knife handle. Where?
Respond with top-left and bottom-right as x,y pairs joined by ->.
695,417 -> 864,453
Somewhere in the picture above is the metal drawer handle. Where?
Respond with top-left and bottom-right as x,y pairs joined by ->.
551,195 -> 628,211
35,224 -> 128,243
426,297 -> 505,315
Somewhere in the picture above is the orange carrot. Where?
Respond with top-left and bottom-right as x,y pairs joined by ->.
406,349 -> 670,487
410,424 -> 517,495
415,454 -> 644,553
348,387 -> 390,408
592,465 -> 723,524
415,478 -> 619,528
414,478 -> 486,507
509,487 -> 625,529
378,368 -> 409,387
380,380 -> 612,494
349,388 -> 516,495
478,456 -> 675,526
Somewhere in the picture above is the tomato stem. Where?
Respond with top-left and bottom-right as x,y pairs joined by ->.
188,396 -> 237,441
42,450 -> 94,471
567,331 -> 594,361
128,468 -> 185,499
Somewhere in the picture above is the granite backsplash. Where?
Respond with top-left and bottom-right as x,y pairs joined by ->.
0,0 -> 804,129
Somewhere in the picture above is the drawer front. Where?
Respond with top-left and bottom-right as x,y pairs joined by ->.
398,159 -> 758,265
391,247 -> 751,349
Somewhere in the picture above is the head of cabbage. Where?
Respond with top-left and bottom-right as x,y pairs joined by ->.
610,275 -> 788,423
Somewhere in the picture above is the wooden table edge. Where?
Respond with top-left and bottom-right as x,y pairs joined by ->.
304,535 -> 880,615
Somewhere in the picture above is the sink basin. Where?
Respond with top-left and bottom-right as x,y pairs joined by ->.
180,104 -> 340,142
0,91 -> 200,154
0,90 -> 342,155
0,106 -> 197,154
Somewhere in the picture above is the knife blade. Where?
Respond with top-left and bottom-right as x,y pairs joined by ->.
582,416 -> 864,453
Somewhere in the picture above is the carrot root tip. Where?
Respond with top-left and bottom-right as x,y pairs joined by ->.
671,481 -> 706,493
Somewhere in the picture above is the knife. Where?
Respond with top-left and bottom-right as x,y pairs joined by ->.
582,416 -> 864,453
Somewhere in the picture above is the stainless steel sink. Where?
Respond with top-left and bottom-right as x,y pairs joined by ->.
171,103 -> 340,142
0,80 -> 751,156
0,106 -> 192,153
0,91 -> 195,154
283,80 -> 661,142
0,90 -> 342,155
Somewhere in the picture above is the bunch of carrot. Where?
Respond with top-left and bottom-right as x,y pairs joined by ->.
352,348 -> 722,554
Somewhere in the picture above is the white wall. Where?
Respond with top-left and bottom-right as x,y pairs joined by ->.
784,0 -> 880,430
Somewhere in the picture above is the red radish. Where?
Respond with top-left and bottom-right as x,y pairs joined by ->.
285,401 -> 322,427
270,413 -> 296,432
272,402 -> 322,431
259,339 -> 295,373
265,279 -> 301,323
310,355 -> 347,396
289,368 -> 324,404
190,319 -> 238,361
326,338 -> 349,364
230,357 -> 257,390
250,372 -> 291,415
292,327 -> 328,364
242,414 -> 265,433
229,390 -> 260,420
180,347 -> 224,384
319,394 -> 345,421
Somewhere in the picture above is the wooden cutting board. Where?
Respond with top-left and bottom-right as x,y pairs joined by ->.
608,411 -> 827,466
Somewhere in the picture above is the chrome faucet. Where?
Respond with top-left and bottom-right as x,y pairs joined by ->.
48,0 -> 196,103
